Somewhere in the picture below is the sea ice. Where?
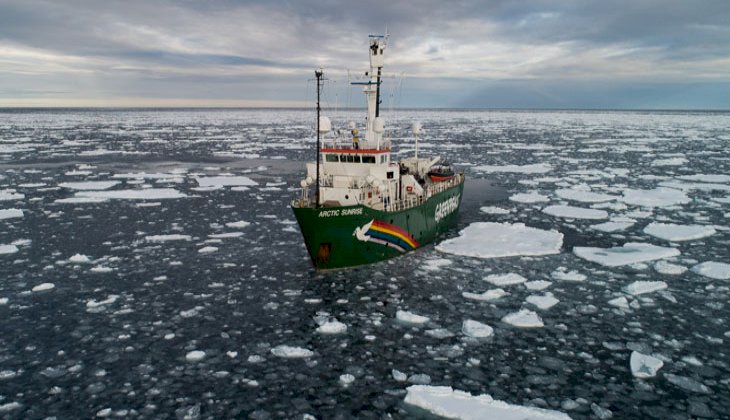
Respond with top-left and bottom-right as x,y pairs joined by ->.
630,351 -> 664,378
678,174 -> 730,183
396,310 -> 430,325
225,221 -> 251,228
74,188 -> 187,200
621,187 -> 691,208
462,320 -> 494,338
608,296 -> 630,309
58,181 -> 120,190
68,253 -> 92,264
590,221 -> 635,232
573,243 -> 680,267
32,283 -> 55,292
652,157 -> 688,166
316,320 -> 347,334
556,189 -> 617,203
664,374 -> 711,394
436,222 -> 563,259
691,261 -> 730,280
198,246 -> 218,254
509,192 -> 550,203
653,260 -> 687,275
550,269 -> 587,282
480,206 -> 510,214
195,176 -> 258,187
462,289 -> 507,301
485,273 -> 527,286
474,163 -> 553,174
0,189 -> 24,201
502,309 -> 544,328
0,209 -> 23,220
403,385 -> 570,420
145,234 -> 192,242
526,293 -> 559,310
542,205 -> 608,220
524,280 -> 552,291
185,350 -> 206,362
270,345 -> 314,358
339,374 -> 355,386
643,223 -> 716,241
0,244 -> 19,255
623,281 -> 668,295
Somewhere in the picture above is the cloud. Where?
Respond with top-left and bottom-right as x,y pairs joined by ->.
0,0 -> 728,108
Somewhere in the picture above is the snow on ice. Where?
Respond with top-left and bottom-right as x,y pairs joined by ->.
623,281 -> 668,296
195,176 -> 258,187
643,223 -> 716,241
484,273 -> 527,286
502,309 -> 544,328
437,222 -> 563,259
526,293 -> 559,310
555,188 -> 616,203
509,192 -> 550,203
462,289 -> 507,302
473,163 -> 553,174
542,205 -> 608,220
630,351 -> 664,378
621,187 -> 691,208
270,345 -> 314,359
691,261 -> 730,280
396,310 -> 430,325
462,320 -> 494,338
0,209 -> 23,220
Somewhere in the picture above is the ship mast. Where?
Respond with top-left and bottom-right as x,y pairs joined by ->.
314,68 -> 323,208
364,35 -> 387,148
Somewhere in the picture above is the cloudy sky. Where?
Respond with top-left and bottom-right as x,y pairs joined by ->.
1,0 -> 729,109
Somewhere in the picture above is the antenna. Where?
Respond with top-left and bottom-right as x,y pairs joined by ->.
314,68 -> 323,208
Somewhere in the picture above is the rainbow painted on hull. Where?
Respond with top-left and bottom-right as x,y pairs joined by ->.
354,219 -> 420,253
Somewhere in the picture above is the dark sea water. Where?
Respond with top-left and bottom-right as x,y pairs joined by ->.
1,108 -> 729,419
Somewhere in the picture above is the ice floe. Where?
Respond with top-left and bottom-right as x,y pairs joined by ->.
462,289 -> 507,302
145,234 -> 192,242
621,187 -> 691,208
185,351 -> 206,362
502,309 -> 544,328
404,385 -> 570,420
73,188 -> 187,200
58,181 -> 120,190
608,296 -> 630,309
0,189 -> 24,201
643,223 -> 716,241
461,320 -> 494,338
524,280 -> 552,291
480,206 -> 510,214
691,261 -> 730,280
630,351 -> 664,378
573,243 -> 680,267
474,163 -> 553,174
678,174 -> 730,183
590,220 -> 635,232
68,254 -> 92,264
485,273 -> 526,286
556,188 -> 616,203
32,283 -> 55,292
550,269 -> 586,282
654,260 -> 688,275
664,374 -> 711,394
270,345 -> 314,358
623,281 -> 668,295
396,310 -> 430,325
509,192 -> 550,203
315,319 -> 347,334
0,209 -> 23,220
526,293 -> 559,310
195,176 -> 258,187
437,222 -> 563,259
225,221 -> 251,228
0,244 -> 19,255
542,205 -> 608,220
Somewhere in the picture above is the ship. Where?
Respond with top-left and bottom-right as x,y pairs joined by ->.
291,35 -> 465,270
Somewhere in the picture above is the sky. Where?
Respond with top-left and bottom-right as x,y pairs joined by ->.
1,0 -> 729,109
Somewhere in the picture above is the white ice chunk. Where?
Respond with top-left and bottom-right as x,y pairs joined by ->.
550,269 -> 587,282
0,189 -> 24,201
0,209 -> 23,220
422,258 -> 453,271
339,374 -> 355,386
542,205 -> 608,220
58,181 -> 120,190
574,242 -> 679,267
270,345 -> 314,358
480,206 -> 511,215
404,385 -> 570,420
691,261 -> 730,280
68,253 -> 92,264
556,189 -> 617,203
437,222 -> 563,259
185,350 -> 206,362
652,157 -> 687,166
195,176 -> 258,187
590,221 -> 635,232
32,283 -> 55,292
86,295 -> 120,308
145,234 -> 192,242
462,320 -> 494,338
630,351 -> 664,378
654,260 -> 688,275
643,223 -> 716,241
524,280 -> 552,291
623,281 -> 668,295
396,310 -> 430,325
74,188 -> 187,200
225,221 -> 251,228
678,174 -> 730,183
502,309 -> 544,328
316,320 -> 347,334
526,293 -> 559,310
462,289 -> 507,301
0,244 -> 19,255
621,187 -> 690,208
664,374 -> 711,394
509,192 -> 550,203
608,296 -> 630,309
198,246 -> 218,254
485,273 -> 526,286
474,163 -> 553,174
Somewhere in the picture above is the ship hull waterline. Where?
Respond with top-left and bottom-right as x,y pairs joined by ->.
292,181 -> 464,270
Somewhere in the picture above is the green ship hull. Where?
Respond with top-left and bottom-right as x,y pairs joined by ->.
292,179 -> 464,270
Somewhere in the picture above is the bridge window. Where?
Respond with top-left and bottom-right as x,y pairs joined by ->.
353,155 -> 361,163
362,155 -> 376,164
325,154 -> 338,162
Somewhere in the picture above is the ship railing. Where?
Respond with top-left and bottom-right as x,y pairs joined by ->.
425,173 -> 464,197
